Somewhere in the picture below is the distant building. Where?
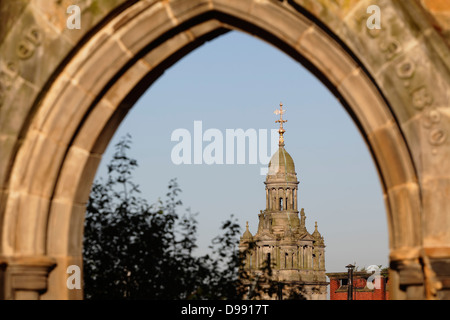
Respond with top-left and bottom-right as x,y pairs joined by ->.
238,103 -> 327,300
327,268 -> 390,300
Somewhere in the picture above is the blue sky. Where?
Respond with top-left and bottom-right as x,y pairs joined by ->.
95,30 -> 389,273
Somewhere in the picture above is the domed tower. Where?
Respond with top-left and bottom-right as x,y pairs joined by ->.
239,103 -> 327,300
264,126 -> 300,236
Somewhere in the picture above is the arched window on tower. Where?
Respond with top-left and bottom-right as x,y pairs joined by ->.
280,198 -> 283,210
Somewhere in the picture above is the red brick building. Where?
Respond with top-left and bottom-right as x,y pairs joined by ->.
327,269 -> 390,300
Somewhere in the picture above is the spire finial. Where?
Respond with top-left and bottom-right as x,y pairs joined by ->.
274,102 -> 287,146
246,221 -> 249,229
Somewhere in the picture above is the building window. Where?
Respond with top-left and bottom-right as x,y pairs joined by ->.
340,279 -> 348,286
280,198 -> 283,210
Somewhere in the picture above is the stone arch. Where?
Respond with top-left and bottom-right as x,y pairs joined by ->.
0,0 -> 449,299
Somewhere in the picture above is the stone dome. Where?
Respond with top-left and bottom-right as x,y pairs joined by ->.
266,146 -> 297,182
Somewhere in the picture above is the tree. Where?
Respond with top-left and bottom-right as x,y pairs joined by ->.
83,134 -> 246,299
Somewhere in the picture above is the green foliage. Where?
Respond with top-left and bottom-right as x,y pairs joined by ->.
83,134 -> 246,299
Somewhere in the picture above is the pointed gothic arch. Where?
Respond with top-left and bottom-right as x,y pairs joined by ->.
0,0 -> 449,299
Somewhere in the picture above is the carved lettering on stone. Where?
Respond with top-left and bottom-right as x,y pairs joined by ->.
359,4 -> 447,153
16,26 -> 43,60
0,61 -> 19,90
423,108 -> 441,129
0,60 -> 19,107
379,39 -> 402,61
396,59 -> 416,80
412,86 -> 433,111
429,128 -> 447,146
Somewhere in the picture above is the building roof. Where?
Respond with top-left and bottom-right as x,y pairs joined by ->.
266,146 -> 297,182
326,270 -> 389,279
241,221 -> 253,242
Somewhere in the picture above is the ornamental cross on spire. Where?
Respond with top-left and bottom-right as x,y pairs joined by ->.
274,102 -> 287,146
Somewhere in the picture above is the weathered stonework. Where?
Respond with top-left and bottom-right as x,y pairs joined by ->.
0,0 -> 449,299
239,142 -> 327,300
